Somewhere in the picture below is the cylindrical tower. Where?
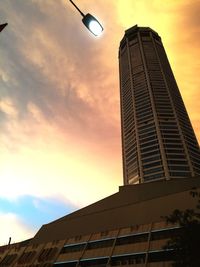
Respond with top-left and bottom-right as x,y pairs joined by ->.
119,25 -> 200,184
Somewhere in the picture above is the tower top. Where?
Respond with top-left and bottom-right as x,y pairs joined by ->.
120,25 -> 161,48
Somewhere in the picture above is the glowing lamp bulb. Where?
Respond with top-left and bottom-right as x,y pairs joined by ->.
88,20 -> 103,36
82,13 -> 103,37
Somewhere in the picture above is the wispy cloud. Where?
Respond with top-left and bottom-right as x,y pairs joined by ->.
0,212 -> 34,246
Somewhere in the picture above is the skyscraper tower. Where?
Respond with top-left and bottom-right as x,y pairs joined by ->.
119,25 -> 200,185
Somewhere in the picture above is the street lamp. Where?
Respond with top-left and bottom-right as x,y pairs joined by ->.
69,0 -> 103,37
0,23 -> 8,33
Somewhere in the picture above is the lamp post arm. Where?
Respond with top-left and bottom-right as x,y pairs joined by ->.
69,0 -> 85,17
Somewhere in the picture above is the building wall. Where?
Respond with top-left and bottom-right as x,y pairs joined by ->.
31,178 -> 200,244
0,220 -> 178,267
119,25 -> 200,185
2,179 -> 200,266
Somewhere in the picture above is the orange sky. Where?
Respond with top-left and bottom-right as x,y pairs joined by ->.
0,0 -> 199,244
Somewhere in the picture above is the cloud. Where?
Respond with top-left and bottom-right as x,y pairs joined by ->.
0,212 -> 34,246
0,1 -> 122,209
0,97 -> 18,118
165,0 -> 200,143
0,0 -> 121,147
0,122 -> 121,207
175,0 -> 200,33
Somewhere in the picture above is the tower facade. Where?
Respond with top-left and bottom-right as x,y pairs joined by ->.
119,25 -> 200,185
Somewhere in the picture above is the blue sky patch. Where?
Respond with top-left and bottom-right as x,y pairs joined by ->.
0,195 -> 77,231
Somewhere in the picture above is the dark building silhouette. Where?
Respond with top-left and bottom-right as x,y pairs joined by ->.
119,25 -> 200,185
0,25 -> 200,267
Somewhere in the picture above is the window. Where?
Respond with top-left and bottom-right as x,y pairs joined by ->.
128,169 -> 138,178
143,167 -> 163,175
164,144 -> 183,149
139,130 -> 156,139
139,126 -> 156,135
110,254 -> 145,266
0,254 -> 17,266
141,145 -> 159,153
143,161 -> 162,170
141,149 -> 161,158
142,155 -> 161,164
61,244 -> 85,254
165,149 -> 184,154
167,160 -> 187,165
127,158 -> 137,168
17,251 -> 36,264
116,233 -> 148,246
140,140 -> 158,148
144,172 -> 164,181
164,139 -> 182,144
126,148 -> 137,159
162,134 -> 181,139
141,32 -> 150,37
166,154 -> 186,159
140,135 -> 157,144
137,115 -> 154,124
79,258 -> 108,267
38,248 -> 58,262
54,262 -> 77,267
169,165 -> 190,171
151,228 -> 181,241
128,33 -> 137,41
170,171 -> 191,177
148,250 -> 176,262
87,239 -> 114,250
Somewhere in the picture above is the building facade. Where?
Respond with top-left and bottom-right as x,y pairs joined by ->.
0,221 -> 179,267
119,25 -> 200,185
0,177 -> 200,267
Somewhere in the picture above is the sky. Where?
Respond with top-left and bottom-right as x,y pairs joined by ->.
0,0 -> 199,245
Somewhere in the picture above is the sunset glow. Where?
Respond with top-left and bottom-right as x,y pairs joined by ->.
0,0 -> 199,245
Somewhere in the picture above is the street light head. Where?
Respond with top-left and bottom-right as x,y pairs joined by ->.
0,23 -> 8,33
82,13 -> 103,37
88,20 -> 103,36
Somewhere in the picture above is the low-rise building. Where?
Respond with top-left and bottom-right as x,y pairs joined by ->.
1,177 -> 199,266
